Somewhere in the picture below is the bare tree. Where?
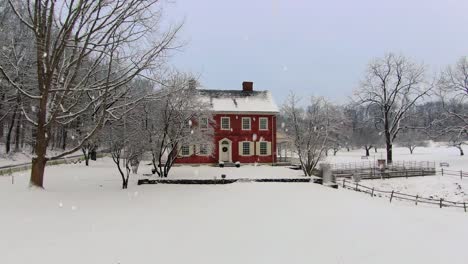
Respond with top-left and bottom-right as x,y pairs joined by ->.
397,128 -> 428,154
435,57 -> 468,146
282,94 -> 332,176
144,74 -> 214,178
355,53 -> 431,163
1,0 -> 181,188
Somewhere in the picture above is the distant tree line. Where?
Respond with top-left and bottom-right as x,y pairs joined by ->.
280,54 -> 467,175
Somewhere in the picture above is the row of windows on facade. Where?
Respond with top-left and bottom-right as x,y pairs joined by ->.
220,117 -> 269,131
180,141 -> 272,156
195,117 -> 268,131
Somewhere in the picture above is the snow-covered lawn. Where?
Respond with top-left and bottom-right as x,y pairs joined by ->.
325,144 -> 468,203
325,143 -> 466,171
0,145 -> 467,264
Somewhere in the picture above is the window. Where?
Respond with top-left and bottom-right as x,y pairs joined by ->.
259,117 -> 268,130
259,142 -> 268,155
242,117 -> 251,130
221,117 -> 230,130
181,145 -> 190,156
242,142 -> 250,155
200,117 -> 208,129
199,144 -> 208,155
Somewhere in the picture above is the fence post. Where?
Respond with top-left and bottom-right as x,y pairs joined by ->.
405,169 -> 408,179
464,202 -> 466,213
441,168 -> 444,176
461,170 -> 463,180
355,182 -> 358,191
439,198 -> 443,209
415,195 -> 418,205
343,179 -> 346,188
371,187 -> 374,197
390,190 -> 394,203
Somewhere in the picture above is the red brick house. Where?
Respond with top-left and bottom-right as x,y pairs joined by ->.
176,81 -> 279,165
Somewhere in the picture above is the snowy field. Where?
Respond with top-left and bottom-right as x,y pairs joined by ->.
0,145 -> 467,264
324,144 -> 468,203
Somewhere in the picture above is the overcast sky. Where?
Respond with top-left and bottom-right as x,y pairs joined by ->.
165,0 -> 468,104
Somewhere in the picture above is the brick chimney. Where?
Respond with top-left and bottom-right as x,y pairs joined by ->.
242,81 -> 253,92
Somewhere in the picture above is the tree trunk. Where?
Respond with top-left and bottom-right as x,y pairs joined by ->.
374,147 -> 378,153
82,148 -> 90,166
62,127 -> 67,150
30,156 -> 47,188
386,142 -> 393,164
5,108 -> 17,154
458,146 -> 464,156
14,113 -> 22,151
30,96 -> 49,188
365,147 -> 370,157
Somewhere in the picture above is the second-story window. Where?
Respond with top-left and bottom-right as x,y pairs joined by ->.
200,117 -> 208,129
242,117 -> 251,130
221,117 -> 230,130
259,117 -> 268,131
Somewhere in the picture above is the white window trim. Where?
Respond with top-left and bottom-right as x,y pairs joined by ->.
198,144 -> 210,156
259,117 -> 268,131
221,117 -> 230,130
241,117 -> 251,130
199,117 -> 208,129
242,141 -> 251,156
259,141 -> 268,156
180,145 -> 190,157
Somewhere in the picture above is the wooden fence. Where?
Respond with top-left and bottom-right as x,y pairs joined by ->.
331,160 -> 437,180
341,178 -> 468,212
440,169 -> 468,179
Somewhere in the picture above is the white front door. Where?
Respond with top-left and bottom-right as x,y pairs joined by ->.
220,140 -> 231,162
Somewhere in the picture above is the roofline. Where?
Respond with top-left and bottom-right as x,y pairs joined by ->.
211,111 -> 279,115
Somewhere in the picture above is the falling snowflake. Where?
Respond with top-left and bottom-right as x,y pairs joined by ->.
281,122 -> 285,128
252,133 -> 257,141
188,120 -> 192,127
43,52 -> 47,58
190,130 -> 194,134
58,202 -> 63,208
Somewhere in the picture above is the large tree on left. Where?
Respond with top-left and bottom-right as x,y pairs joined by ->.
0,0 -> 181,188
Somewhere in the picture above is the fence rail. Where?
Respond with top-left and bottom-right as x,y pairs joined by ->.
341,178 -> 468,212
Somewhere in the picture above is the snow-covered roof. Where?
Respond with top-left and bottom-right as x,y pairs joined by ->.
197,89 -> 279,113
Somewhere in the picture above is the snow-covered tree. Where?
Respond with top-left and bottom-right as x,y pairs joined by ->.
143,74 -> 214,178
434,57 -> 468,150
396,128 -> 428,154
355,53 -> 431,163
282,94 -> 333,176
0,0 -> 181,188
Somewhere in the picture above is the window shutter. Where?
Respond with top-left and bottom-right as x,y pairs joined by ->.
267,142 -> 272,155
249,142 -> 254,156
256,142 -> 260,156
195,144 -> 200,155
239,141 -> 244,156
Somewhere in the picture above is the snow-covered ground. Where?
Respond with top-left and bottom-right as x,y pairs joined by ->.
0,145 -> 467,264
324,142 -> 466,171
0,144 -> 81,167
324,144 -> 468,203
